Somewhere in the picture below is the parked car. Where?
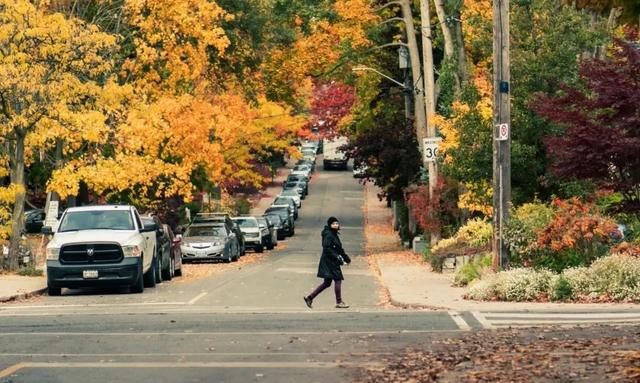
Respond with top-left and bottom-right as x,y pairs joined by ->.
264,213 -> 286,240
180,224 -> 238,263
162,224 -> 183,278
279,189 -> 301,208
256,216 -> 276,250
353,162 -> 369,178
44,205 -> 158,295
232,216 -> 264,253
283,180 -> 306,199
24,209 -> 46,234
142,215 -> 171,283
272,197 -> 298,220
285,174 -> 309,194
264,206 -> 294,237
291,164 -> 312,178
296,158 -> 315,172
192,213 -> 244,256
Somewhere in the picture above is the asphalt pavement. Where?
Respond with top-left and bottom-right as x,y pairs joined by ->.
0,161 -> 463,383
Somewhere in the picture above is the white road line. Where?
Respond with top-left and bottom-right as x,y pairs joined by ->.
490,318 -> 640,325
1,302 -> 187,310
483,312 -> 640,319
188,292 -> 208,305
0,352 -> 394,357
0,329 -> 461,337
471,311 -> 494,329
0,361 -> 383,377
448,311 -> 471,331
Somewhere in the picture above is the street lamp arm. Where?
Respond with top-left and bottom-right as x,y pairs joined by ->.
372,42 -> 408,50
352,66 -> 408,89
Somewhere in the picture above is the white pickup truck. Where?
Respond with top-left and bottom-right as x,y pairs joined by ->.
44,205 -> 159,295
322,136 -> 349,170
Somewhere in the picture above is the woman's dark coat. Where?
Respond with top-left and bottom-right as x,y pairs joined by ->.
317,226 -> 351,280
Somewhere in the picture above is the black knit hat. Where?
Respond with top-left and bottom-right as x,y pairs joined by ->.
327,216 -> 339,226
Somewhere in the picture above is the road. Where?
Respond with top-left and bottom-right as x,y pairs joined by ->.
1,164 -> 639,382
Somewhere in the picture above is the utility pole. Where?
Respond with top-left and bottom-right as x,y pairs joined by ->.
420,0 -> 440,243
492,0 -> 511,269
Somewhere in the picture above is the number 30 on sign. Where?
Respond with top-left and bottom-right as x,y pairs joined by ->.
423,137 -> 442,162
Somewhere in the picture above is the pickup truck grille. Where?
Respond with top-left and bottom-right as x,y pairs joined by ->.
60,243 -> 124,264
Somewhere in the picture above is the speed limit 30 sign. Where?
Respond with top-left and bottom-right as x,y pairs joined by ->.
423,137 -> 442,162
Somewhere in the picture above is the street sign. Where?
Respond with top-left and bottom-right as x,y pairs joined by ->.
423,137 -> 442,162
497,123 -> 509,141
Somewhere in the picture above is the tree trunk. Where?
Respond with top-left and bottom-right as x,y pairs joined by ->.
433,0 -> 460,92
453,9 -> 469,84
8,132 -> 26,271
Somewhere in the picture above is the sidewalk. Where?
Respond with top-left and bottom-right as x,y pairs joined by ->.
0,274 -> 46,303
365,184 -> 640,312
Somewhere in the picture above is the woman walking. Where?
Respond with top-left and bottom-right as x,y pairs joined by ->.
304,217 -> 351,309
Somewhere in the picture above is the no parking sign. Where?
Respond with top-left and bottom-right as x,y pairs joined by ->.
496,123 -> 509,141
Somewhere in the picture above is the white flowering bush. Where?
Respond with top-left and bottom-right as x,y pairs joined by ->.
466,255 -> 640,302
468,268 -> 555,301
585,255 -> 640,301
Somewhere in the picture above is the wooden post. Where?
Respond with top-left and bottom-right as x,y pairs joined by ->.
492,0 -> 511,269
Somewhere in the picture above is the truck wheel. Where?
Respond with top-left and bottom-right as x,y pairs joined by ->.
48,286 -> 61,296
144,256 -> 157,288
131,270 -> 144,293
256,245 -> 264,253
267,241 -> 274,250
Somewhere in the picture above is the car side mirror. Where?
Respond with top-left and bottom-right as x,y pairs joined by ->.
42,226 -> 53,235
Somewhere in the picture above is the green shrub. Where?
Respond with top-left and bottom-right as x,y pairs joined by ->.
232,196 -> 252,215
453,253 -> 492,286
551,275 -> 573,301
17,267 -> 43,277
423,246 -> 445,272
466,254 -> 640,302
503,202 -> 554,267
456,218 -> 493,248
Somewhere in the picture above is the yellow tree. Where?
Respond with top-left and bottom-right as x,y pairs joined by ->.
0,0 -> 116,270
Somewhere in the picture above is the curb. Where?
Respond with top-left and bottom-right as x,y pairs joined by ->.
0,286 -> 47,303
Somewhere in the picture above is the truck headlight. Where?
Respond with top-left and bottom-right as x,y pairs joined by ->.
46,247 -> 60,260
122,245 -> 142,258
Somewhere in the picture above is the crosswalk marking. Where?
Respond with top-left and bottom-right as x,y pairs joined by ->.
473,311 -> 640,329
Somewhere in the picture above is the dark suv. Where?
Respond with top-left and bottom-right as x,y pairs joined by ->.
264,206 -> 294,237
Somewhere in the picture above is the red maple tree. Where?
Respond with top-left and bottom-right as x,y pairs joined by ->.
306,81 -> 356,138
534,32 -> 640,211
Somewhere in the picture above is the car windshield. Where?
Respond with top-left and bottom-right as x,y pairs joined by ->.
284,182 -> 300,188
193,216 -> 224,224
281,190 -> 298,197
274,198 -> 292,206
58,210 -> 134,232
185,226 -> 225,237
264,215 -> 281,225
256,218 -> 268,226
265,209 -> 288,219
233,218 -> 258,228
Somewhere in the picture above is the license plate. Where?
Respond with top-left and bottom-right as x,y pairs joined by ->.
83,270 -> 98,279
